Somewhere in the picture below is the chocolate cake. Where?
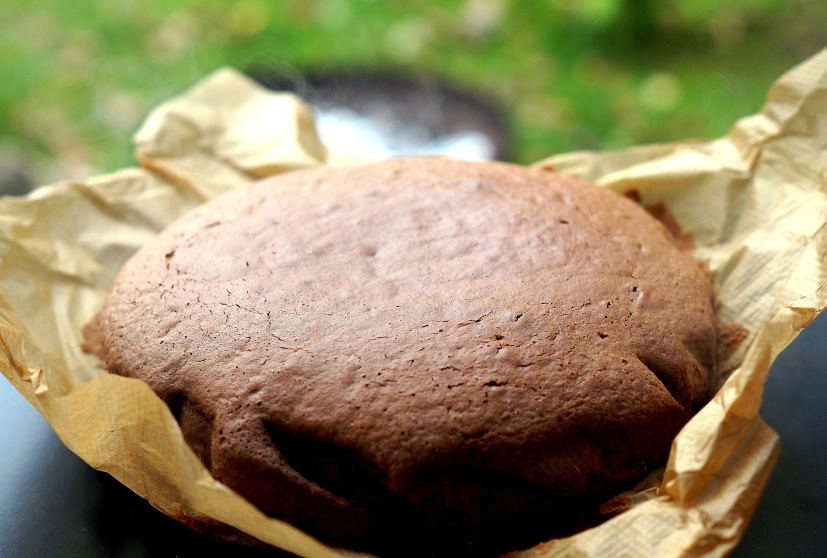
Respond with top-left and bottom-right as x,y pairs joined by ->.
83,158 -> 718,556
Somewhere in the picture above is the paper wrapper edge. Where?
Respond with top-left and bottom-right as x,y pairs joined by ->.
2,55 -> 826,557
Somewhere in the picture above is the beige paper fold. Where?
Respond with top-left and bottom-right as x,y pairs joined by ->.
1,51 -> 826,558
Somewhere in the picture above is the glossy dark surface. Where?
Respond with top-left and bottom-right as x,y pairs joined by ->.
1,312 -> 825,557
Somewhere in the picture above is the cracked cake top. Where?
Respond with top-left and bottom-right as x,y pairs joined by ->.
83,157 -> 718,556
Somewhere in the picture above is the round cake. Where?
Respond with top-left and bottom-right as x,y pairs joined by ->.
84,158 -> 718,556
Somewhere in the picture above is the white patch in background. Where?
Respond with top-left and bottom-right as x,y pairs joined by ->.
314,106 -> 497,161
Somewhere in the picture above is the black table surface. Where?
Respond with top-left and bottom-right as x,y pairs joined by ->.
1,314 -> 825,557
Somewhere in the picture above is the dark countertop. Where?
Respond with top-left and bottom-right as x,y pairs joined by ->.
1,312 -> 825,557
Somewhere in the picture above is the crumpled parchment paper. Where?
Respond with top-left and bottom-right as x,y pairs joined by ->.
1,47 -> 826,558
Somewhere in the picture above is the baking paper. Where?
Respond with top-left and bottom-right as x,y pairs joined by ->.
2,50 -> 826,558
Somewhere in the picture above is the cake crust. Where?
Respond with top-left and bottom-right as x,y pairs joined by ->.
84,158 -> 717,555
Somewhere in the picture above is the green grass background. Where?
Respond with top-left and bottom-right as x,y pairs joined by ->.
1,0 -> 824,185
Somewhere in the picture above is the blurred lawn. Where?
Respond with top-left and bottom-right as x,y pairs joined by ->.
0,0 -> 824,185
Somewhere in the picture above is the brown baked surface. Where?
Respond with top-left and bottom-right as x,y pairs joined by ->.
84,158 -> 717,556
